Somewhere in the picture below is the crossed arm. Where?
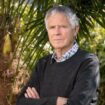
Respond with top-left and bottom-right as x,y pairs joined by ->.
16,60 -> 68,105
24,87 -> 68,105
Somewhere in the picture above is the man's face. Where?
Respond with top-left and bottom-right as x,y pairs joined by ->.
47,13 -> 79,51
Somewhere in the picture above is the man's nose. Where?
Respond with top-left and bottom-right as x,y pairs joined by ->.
55,26 -> 61,35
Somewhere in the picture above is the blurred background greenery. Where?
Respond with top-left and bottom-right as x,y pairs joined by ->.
0,0 -> 105,105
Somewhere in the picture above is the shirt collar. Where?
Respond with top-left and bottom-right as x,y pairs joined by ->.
51,41 -> 79,62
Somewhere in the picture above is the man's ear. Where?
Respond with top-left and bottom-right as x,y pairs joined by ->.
74,25 -> 79,37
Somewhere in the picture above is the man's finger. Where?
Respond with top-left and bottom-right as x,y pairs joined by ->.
32,87 -> 40,99
26,87 -> 36,98
24,93 -> 28,98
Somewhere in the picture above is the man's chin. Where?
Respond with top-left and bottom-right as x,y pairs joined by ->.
53,46 -> 63,49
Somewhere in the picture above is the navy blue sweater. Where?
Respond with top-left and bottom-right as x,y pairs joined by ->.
16,49 -> 100,105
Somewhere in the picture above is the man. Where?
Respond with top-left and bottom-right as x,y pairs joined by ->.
16,5 -> 100,105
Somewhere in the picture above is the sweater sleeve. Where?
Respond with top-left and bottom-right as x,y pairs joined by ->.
67,54 -> 100,105
17,96 -> 57,105
16,58 -> 57,105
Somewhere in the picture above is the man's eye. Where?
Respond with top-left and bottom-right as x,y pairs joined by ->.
49,26 -> 55,29
61,26 -> 67,28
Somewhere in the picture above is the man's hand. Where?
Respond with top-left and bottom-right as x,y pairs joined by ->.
24,87 -> 68,105
56,97 -> 68,105
24,87 -> 40,99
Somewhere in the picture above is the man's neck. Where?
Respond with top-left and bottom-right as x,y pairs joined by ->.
55,49 -> 63,59
55,44 -> 73,59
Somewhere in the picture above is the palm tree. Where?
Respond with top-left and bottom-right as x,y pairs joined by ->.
11,0 -> 105,70
0,0 -> 105,105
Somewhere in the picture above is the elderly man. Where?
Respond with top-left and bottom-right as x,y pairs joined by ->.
16,5 -> 100,105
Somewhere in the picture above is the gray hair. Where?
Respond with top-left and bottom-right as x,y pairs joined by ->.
44,5 -> 79,29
